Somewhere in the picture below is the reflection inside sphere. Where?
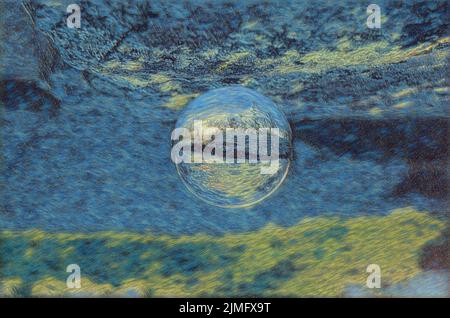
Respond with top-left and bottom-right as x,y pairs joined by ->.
173,86 -> 292,208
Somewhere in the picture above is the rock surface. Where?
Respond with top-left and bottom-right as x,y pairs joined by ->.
0,0 -> 448,298
1,0 -> 448,235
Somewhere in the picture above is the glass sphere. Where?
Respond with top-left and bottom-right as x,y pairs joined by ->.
173,86 -> 292,208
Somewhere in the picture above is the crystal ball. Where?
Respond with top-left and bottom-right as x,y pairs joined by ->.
172,86 -> 292,208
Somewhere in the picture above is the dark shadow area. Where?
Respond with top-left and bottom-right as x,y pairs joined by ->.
420,225 -> 449,271
295,117 -> 449,199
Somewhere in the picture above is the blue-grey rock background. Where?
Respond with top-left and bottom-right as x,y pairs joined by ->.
1,0 -> 448,234
0,0 -> 448,297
